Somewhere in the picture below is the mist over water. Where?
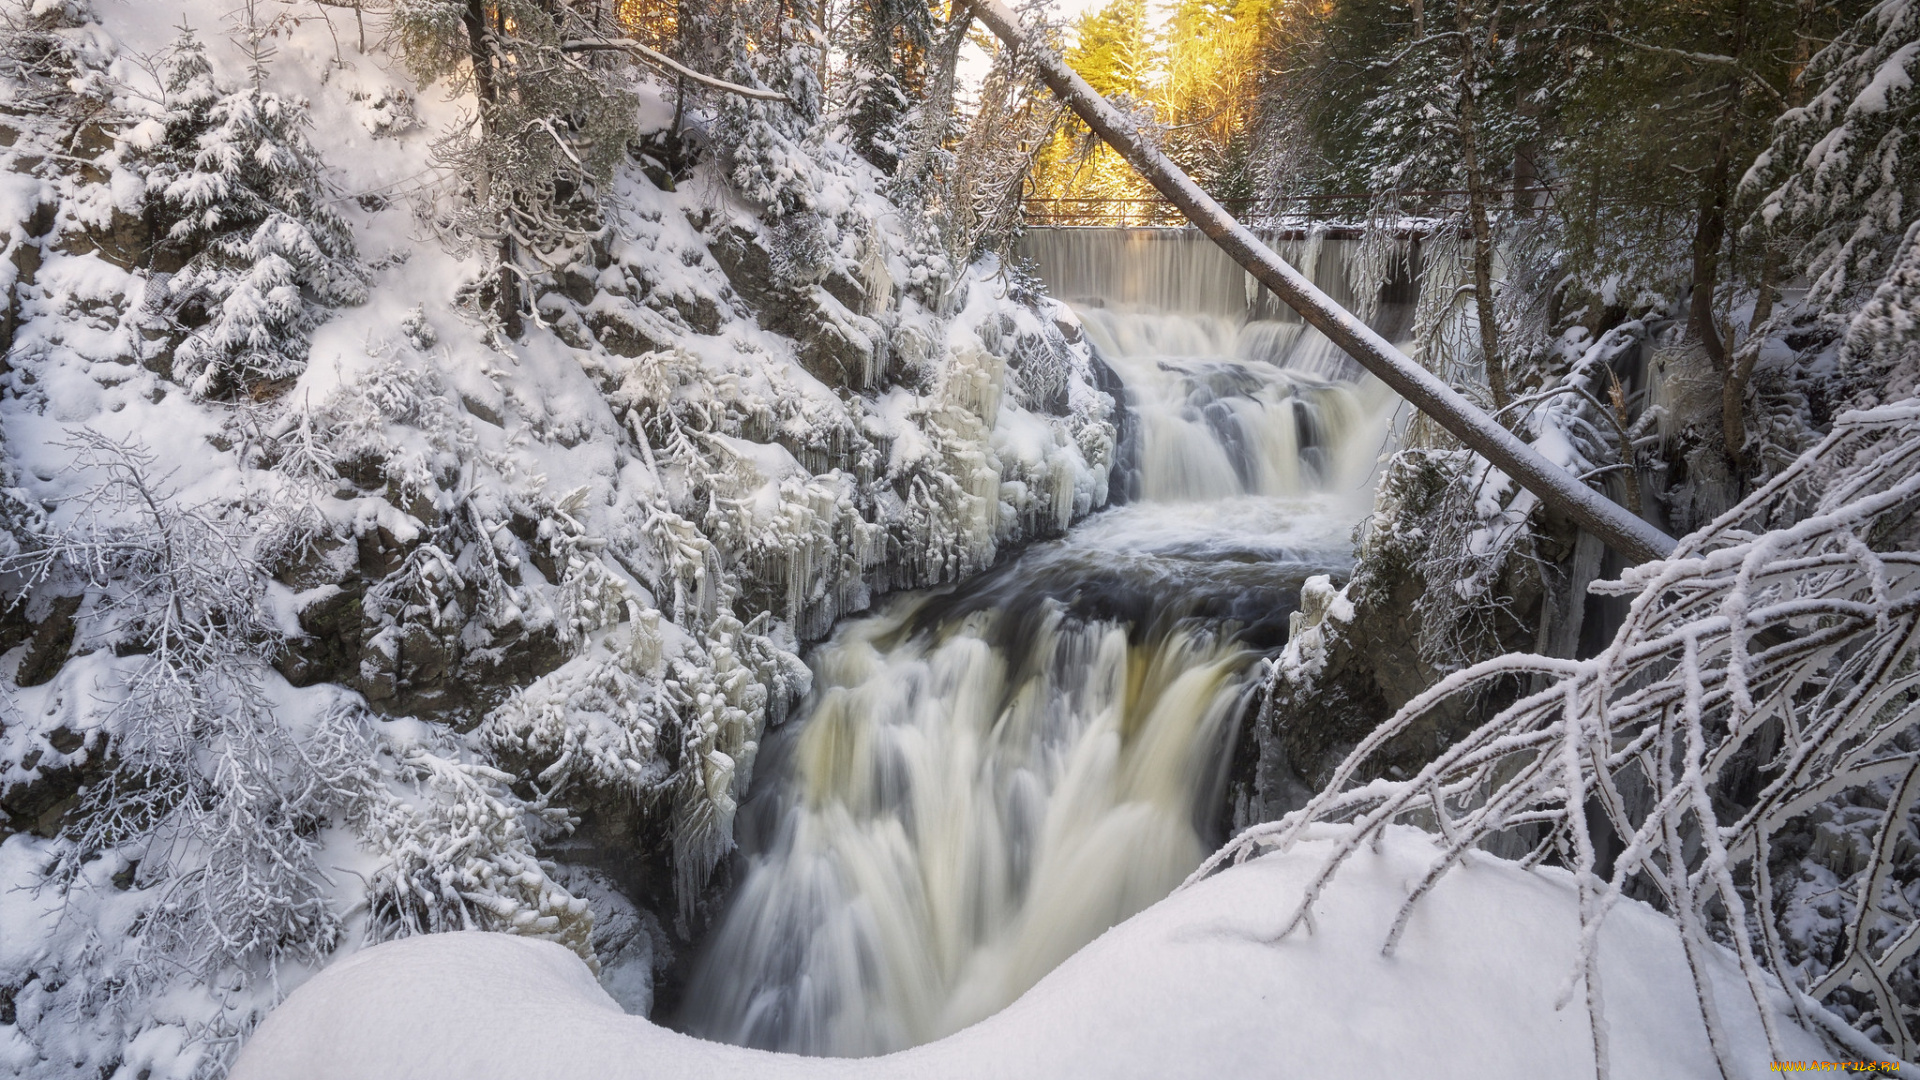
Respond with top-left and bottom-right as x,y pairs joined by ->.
678,228 -> 1405,1057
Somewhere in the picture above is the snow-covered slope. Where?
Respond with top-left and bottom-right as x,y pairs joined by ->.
0,1 -> 1114,1074
231,826 -> 1828,1080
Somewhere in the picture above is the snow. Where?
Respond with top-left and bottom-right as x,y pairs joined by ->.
1850,39 -> 1917,116
231,825 -> 1828,1080
6,0 -> 1905,1074
1753,0 -> 1920,310
0,3 -> 1124,1072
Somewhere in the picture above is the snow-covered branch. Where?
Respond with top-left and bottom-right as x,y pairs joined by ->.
557,39 -> 789,102
1193,401 -> 1920,1072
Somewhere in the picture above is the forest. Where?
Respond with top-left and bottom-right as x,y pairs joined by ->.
0,0 -> 1916,1077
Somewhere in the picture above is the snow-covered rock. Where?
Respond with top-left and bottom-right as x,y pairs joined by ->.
231,826 -> 1828,1080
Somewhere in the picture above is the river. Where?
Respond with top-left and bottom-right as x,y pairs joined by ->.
677,228 -> 1408,1056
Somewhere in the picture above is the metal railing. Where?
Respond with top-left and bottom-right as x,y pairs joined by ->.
1020,188 -> 1559,229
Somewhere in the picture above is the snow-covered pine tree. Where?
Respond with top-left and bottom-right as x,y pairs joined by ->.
842,0 -> 934,174
1542,0 -> 1831,476
685,0 -> 821,215
1747,0 -> 1920,322
1842,221 -> 1920,403
129,29 -> 364,398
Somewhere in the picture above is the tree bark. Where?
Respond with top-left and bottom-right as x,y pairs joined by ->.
971,0 -> 1676,565
1724,0 -> 1812,472
1510,6 -> 1547,217
1688,0 -> 1753,465
1455,0 -> 1508,412
462,0 -> 497,123
1686,120 -> 1733,374
464,0 -> 521,337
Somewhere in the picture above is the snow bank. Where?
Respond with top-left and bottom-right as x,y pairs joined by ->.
231,825 -> 1826,1080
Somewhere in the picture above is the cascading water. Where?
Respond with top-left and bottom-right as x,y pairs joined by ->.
679,228 -> 1407,1057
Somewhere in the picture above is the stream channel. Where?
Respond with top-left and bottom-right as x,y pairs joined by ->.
677,227 -> 1413,1056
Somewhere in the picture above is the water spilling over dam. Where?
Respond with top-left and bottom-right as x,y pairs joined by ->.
678,228 -> 1409,1056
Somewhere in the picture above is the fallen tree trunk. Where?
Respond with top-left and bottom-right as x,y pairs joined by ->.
971,1 -> 1676,565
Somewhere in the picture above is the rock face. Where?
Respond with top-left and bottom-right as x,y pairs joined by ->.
1231,449 -> 1583,830
231,209 -> 1106,729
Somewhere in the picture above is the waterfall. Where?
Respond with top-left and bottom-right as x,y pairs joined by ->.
678,227 -> 1407,1057
678,601 -> 1255,1054
1017,225 -> 1418,338
1081,311 -> 1378,501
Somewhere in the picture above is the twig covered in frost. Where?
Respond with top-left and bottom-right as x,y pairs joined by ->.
1,431 -> 342,976
557,38 -> 788,102
1191,401 -> 1920,1075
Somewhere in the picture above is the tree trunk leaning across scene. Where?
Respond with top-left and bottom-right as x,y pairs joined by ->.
968,0 -> 1678,566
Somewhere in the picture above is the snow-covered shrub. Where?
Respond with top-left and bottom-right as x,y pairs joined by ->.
0,0 -> 109,129
476,602 -> 812,925
294,337 -> 633,714
686,2 -> 822,214
127,30 -> 364,397
391,0 -> 636,333
478,614 -> 676,805
1357,448 -> 1514,665
1,436 -> 308,903
0,426 -> 596,1075
1199,398 -> 1920,1069
346,716 -> 592,958
0,436 -> 356,1071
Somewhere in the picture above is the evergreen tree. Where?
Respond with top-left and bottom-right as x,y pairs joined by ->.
1072,0 -> 1155,98
1305,0 -> 1536,408
681,0 -> 823,214
1541,0 -> 1855,466
1025,0 -> 1302,212
1159,0 -> 1279,202
1748,0 -> 1920,317
1029,0 -> 1160,211
1840,220 -> 1920,403
131,30 -> 364,398
843,0 -> 934,174
1275,0 -> 1857,455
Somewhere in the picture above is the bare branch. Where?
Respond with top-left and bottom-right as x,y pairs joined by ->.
1191,401 -> 1920,1064
557,39 -> 788,102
